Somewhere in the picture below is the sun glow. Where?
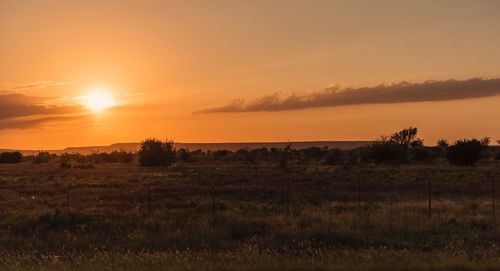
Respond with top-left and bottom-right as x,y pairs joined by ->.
81,89 -> 117,112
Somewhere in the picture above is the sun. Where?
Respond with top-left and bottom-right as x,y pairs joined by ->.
81,88 -> 117,112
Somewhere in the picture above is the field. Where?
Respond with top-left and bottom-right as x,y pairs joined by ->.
1,159 -> 500,270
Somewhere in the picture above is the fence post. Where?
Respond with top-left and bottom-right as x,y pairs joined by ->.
286,174 -> 290,218
492,178 -> 496,229
148,181 -> 152,216
211,177 -> 216,223
67,182 -> 70,228
428,178 -> 432,220
357,176 -> 361,219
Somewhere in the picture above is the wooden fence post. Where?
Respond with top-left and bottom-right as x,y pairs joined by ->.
357,176 -> 361,219
428,178 -> 432,220
67,182 -> 70,228
286,174 -> 290,218
148,181 -> 152,216
492,178 -> 496,229
211,178 -> 216,223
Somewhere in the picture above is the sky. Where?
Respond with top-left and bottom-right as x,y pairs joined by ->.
1,0 -> 500,149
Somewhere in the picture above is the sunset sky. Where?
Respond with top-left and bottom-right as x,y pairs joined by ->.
1,0 -> 500,149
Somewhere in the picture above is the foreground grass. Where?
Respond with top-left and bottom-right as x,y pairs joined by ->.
2,248 -> 500,271
1,161 -> 500,270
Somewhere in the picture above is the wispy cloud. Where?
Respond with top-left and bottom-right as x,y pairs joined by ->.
196,78 -> 500,113
1,80 -> 72,91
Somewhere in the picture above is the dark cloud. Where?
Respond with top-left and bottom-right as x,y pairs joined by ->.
196,78 -> 500,113
0,115 -> 89,130
0,93 -> 83,120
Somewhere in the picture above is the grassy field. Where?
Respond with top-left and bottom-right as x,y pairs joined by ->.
1,160 -> 500,270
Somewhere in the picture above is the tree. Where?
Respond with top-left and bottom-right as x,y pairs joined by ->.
139,138 -> 176,167
389,127 -> 422,147
367,127 -> 423,164
446,138 -> 488,166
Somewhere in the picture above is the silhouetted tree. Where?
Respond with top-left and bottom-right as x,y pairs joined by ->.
367,127 -> 424,164
0,151 -> 22,164
139,138 -> 176,167
446,138 -> 488,166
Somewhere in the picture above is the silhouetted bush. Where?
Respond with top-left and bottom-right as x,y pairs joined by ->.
446,138 -> 487,166
324,148 -> 343,165
89,150 -> 134,163
411,146 -> 436,162
59,154 -> 72,169
139,138 -> 176,167
495,151 -> 500,160
0,151 -> 22,164
251,148 -> 269,161
177,148 -> 194,162
367,127 -> 423,164
213,150 -> 230,157
33,152 -> 52,164
303,147 -> 328,161
278,142 -> 294,171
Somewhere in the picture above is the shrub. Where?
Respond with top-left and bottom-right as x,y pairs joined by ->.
236,149 -> 260,164
324,148 -> 343,165
303,147 -> 328,161
495,151 -> 500,160
139,138 -> 176,167
177,148 -> 193,162
279,142 -> 294,171
0,151 -> 22,164
367,127 -> 423,164
59,153 -> 72,169
412,146 -> 436,162
446,139 -> 486,166
33,152 -> 52,164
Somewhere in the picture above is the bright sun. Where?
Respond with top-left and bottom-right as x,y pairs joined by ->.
81,89 -> 116,112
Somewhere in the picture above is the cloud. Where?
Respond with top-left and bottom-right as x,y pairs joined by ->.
196,78 -> 500,113
0,115 -> 89,130
0,93 -> 84,120
1,80 -> 71,91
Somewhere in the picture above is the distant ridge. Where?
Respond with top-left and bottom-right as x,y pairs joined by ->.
1,141 -> 371,155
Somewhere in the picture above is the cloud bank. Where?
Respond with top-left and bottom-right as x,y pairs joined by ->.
0,93 -> 85,130
196,78 -> 500,113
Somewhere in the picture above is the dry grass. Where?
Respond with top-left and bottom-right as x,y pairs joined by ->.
0,161 -> 500,270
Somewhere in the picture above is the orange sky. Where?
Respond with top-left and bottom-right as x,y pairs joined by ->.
1,0 -> 500,149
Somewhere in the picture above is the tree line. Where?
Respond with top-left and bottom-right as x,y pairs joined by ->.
1,127 -> 499,167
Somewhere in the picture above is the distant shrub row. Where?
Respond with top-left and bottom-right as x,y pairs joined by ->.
0,151 -> 22,163
1,128 -> 499,167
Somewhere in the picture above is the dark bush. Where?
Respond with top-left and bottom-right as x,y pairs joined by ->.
495,151 -> 500,160
0,151 -> 22,164
303,147 -> 328,161
33,152 -> 52,164
177,148 -> 194,162
139,138 -> 176,167
446,139 -> 484,166
367,127 -> 423,164
59,153 -> 72,169
412,146 -> 436,162
278,142 -> 294,171
324,148 -> 343,165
